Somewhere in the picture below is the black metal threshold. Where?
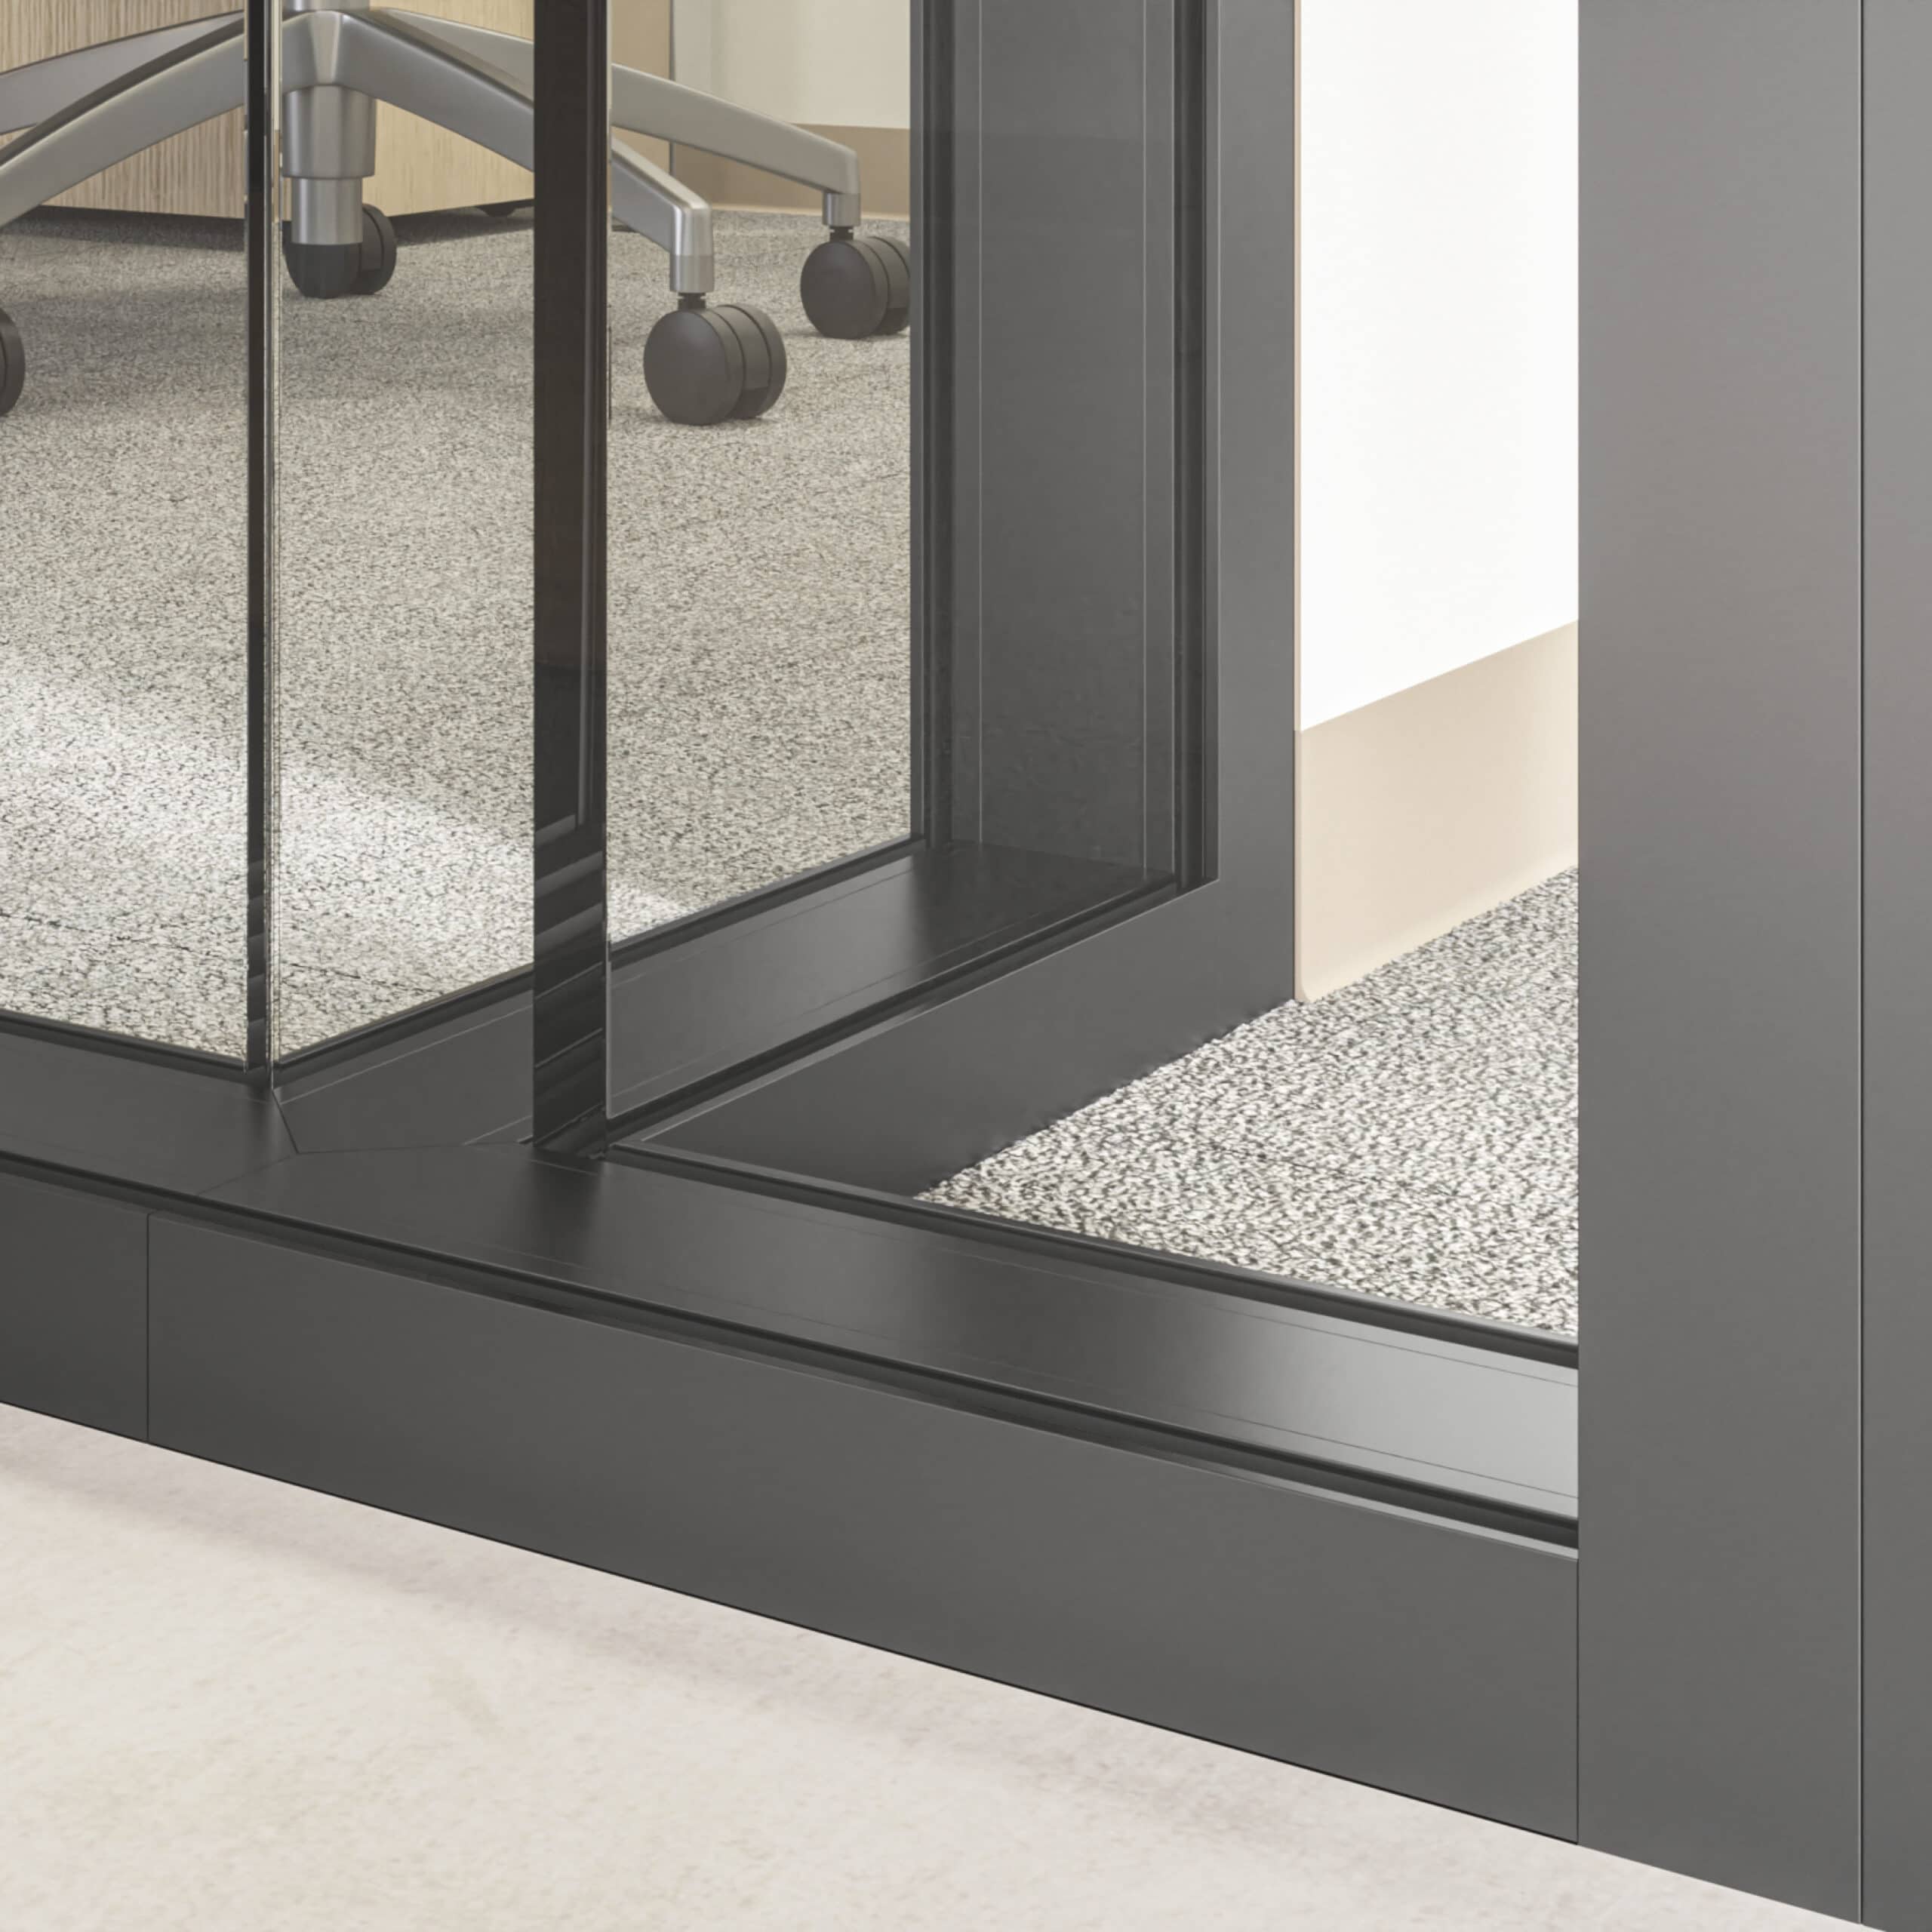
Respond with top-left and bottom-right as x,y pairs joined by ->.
0,980 -> 1576,1540
614,1141 -> 1577,1369
0,909 -> 1577,1838
256,840 -> 1159,1153
276,840 -> 928,1084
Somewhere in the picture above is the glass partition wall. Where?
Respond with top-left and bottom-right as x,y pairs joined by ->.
614,0 -> 1580,1354
913,0 -> 1583,1340
269,2 -> 540,1061
2,0 -> 1567,1349
7,11 -> 1901,1917
0,11 -> 261,1063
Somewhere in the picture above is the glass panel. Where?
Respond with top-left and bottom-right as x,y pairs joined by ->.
0,14 -> 254,1059
270,2 -> 538,1060
923,0 -> 1581,1340
602,0 -> 1187,1122
605,5 -> 915,949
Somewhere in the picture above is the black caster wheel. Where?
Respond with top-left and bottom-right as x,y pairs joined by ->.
350,205 -> 398,296
0,306 -> 23,419
481,199 -> 534,220
800,229 -> 910,340
644,299 -> 788,426
283,205 -> 397,299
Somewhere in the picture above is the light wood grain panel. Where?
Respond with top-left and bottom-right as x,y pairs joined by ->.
675,123 -> 910,221
1,1 -> 672,220
367,0 -> 534,215
1,0 -> 245,217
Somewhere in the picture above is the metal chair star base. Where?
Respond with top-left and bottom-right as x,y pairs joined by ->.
0,5 -> 911,423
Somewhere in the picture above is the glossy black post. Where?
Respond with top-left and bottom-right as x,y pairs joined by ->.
532,0 -> 613,1153
244,0 -> 278,1074
911,0 -> 952,846
1171,0 -> 1210,886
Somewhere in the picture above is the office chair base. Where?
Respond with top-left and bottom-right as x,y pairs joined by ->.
644,298 -> 788,426
284,205 -> 398,300
801,232 -> 911,340
0,306 -> 23,418
480,200 -> 534,220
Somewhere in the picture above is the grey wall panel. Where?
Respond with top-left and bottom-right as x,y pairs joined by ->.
1206,0 -> 1296,893
1578,1 -> 1863,1917
945,0 -> 1177,868
149,1217 -> 1579,1836
1860,6 -> 1932,1926
0,1172 -> 148,1438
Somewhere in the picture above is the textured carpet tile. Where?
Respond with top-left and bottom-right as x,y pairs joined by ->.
926,872 -> 1580,1335
0,207 -> 911,1055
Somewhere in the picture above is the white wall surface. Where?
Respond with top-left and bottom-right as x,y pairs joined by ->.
1298,0 -> 1578,729
680,0 -> 911,130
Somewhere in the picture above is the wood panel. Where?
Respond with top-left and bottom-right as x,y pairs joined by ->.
0,1 -> 671,219
676,123 -> 911,221
0,0 -> 245,217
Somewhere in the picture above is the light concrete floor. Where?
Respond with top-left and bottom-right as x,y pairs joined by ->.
1,1404 -> 1850,1932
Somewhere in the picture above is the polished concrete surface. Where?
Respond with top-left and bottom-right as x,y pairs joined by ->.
0,1402 -> 1844,1931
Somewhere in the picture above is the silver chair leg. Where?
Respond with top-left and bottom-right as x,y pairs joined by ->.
0,9 -> 811,421
374,9 -> 906,341
382,10 -> 863,228
0,21 -> 245,233
0,11 -> 716,299
0,15 -> 241,138
283,0 -> 382,292
283,11 -> 717,297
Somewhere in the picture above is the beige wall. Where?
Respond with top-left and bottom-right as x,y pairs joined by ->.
671,0 -> 910,220
1296,626 -> 1578,1002
1295,0 -> 1578,997
695,0 -> 909,131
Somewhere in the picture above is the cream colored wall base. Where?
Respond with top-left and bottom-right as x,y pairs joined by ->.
1296,623 -> 1578,1001
674,125 -> 912,222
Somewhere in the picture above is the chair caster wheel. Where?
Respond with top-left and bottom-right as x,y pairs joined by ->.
352,205 -> 398,296
0,306 -> 23,418
284,205 -> 396,299
481,199 -> 534,220
644,300 -> 788,425
801,230 -> 910,340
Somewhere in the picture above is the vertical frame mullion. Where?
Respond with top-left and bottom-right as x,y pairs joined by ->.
1578,0 -> 1863,1916
1860,6 -> 1932,1926
245,0 -> 279,1075
533,0 -> 614,1152
1171,0 -> 1209,888
910,0 -> 951,848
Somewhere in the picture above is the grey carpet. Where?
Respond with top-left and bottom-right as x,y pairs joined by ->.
0,206 -> 911,1055
925,872 -> 1580,1336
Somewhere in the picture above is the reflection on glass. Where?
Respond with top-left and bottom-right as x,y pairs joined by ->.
923,0 -> 1582,1340
272,14 -> 537,1058
607,6 -> 915,943
0,51 -> 248,1057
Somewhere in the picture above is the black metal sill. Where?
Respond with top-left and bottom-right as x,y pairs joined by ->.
265,840 -> 1158,1155
0,985 -> 1575,1550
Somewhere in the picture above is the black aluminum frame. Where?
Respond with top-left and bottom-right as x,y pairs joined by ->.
1,4 -> 1918,1924
245,0 -> 278,1075
530,0 -> 614,1154
623,0 -> 1289,1191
